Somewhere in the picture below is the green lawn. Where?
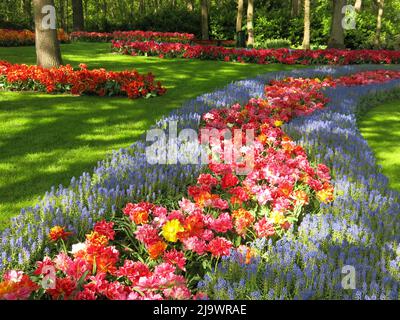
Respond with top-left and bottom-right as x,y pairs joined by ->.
359,100 -> 400,192
0,42 -> 302,228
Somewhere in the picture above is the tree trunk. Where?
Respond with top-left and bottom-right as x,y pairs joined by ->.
33,0 -> 63,68
139,0 -> 145,14
291,0 -> 301,17
58,0 -> 66,30
72,0 -> 84,31
84,0 -> 88,19
354,0 -> 362,12
101,0 -> 107,31
374,0 -> 384,48
302,0 -> 311,49
23,0 -> 33,27
247,0 -> 254,46
201,0 -> 209,40
236,0 -> 244,33
328,0 -> 346,49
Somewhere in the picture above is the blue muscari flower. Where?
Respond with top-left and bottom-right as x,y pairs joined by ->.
227,287 -> 235,300
250,291 -> 262,300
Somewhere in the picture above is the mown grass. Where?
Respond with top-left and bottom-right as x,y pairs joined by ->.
359,100 -> 400,192
0,42 -> 303,228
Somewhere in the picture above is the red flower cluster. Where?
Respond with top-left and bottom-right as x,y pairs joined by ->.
48,226 -> 72,242
335,70 -> 400,86
71,30 -> 195,43
0,29 -> 69,46
0,61 -> 166,99
112,40 -> 400,65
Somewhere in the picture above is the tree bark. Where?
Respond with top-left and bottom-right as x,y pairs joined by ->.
201,0 -> 209,40
291,0 -> 301,17
72,0 -> 84,31
247,0 -> 254,46
302,0 -> 311,49
33,0 -> 63,68
374,0 -> 384,48
354,0 -> 362,12
328,0 -> 346,49
236,0 -> 244,33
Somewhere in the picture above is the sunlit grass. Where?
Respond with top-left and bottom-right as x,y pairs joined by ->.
359,100 -> 400,191
0,42 -> 303,228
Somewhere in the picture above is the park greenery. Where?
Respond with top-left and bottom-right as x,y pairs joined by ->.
0,0 -> 399,301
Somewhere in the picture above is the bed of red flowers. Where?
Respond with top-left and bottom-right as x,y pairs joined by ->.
112,40 -> 400,65
0,61 -> 166,99
70,31 -> 195,43
2,69 -> 400,300
0,29 -> 70,47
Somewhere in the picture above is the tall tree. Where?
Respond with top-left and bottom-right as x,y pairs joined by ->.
328,0 -> 346,49
302,0 -> 311,49
58,0 -> 66,30
374,0 -> 385,47
247,0 -> 254,46
354,0 -> 362,12
23,0 -> 33,25
236,0 -> 244,33
33,0 -> 63,68
201,0 -> 209,40
72,0 -> 84,31
291,0 -> 301,17
139,0 -> 145,14
101,0 -> 108,31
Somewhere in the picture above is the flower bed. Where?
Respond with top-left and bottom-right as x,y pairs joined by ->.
0,73 -> 338,300
70,31 -> 195,43
1,65 -> 399,300
0,29 -> 70,47
0,61 -> 166,99
201,78 -> 400,300
112,40 -> 400,65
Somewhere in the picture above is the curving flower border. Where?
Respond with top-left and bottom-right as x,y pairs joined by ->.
1,65 -> 399,300
201,73 -> 400,300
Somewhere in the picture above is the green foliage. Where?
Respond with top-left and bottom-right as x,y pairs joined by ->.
209,0 -> 236,40
254,38 -> 291,49
1,0 -> 400,49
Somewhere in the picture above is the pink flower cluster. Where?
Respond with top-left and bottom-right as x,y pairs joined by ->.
112,40 -> 400,65
1,220 -> 192,300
